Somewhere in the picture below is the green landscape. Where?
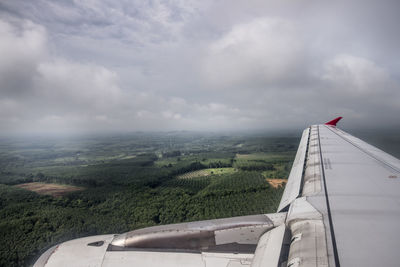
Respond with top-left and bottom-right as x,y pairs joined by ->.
0,132 -> 299,266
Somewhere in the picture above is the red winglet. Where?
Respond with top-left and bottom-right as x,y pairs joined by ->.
325,116 -> 343,126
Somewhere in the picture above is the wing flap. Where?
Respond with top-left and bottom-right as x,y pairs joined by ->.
250,224 -> 286,267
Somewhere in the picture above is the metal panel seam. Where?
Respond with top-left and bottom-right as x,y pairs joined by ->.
299,127 -> 311,197
317,125 -> 340,267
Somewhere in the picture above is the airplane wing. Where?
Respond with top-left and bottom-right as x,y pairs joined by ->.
34,117 -> 400,267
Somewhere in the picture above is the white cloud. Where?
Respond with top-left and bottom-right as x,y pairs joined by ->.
202,17 -> 304,88
1,0 -> 400,134
0,19 -> 46,97
323,54 -> 391,94
36,59 -> 122,110
0,19 -> 125,133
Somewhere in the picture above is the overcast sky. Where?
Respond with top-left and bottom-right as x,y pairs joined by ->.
0,0 -> 399,135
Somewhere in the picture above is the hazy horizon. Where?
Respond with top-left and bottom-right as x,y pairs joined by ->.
1,0 -> 400,135
1,127 -> 400,159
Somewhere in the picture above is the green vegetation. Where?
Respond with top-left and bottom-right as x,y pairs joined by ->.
234,153 -> 294,178
0,132 -> 298,266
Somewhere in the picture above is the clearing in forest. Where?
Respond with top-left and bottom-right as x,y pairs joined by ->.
266,178 -> 287,188
177,168 -> 236,179
15,182 -> 83,197
235,152 -> 292,160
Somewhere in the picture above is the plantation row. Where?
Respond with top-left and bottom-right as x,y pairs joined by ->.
161,171 -> 284,219
163,177 -> 212,193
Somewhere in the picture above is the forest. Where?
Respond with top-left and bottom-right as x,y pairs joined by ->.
0,132 -> 299,266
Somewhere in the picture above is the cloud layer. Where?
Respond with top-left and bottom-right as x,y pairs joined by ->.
0,0 -> 399,134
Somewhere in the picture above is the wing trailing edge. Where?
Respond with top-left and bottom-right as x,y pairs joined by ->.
277,128 -> 310,212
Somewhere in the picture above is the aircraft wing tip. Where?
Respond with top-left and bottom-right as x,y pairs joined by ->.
325,116 -> 343,126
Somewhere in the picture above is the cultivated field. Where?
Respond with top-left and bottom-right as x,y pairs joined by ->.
266,178 -> 287,188
15,182 -> 83,197
177,168 -> 237,179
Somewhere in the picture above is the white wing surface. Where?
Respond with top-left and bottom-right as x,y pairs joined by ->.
306,124 -> 400,267
34,118 -> 400,267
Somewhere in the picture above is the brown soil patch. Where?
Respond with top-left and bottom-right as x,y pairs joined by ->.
15,182 -> 83,197
266,178 -> 287,188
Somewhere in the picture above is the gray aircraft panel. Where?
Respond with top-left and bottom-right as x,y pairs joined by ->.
308,125 -> 400,267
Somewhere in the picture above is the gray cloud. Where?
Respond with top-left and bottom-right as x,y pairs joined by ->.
0,0 -> 399,135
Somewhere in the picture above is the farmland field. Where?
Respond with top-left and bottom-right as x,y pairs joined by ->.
0,132 -> 299,266
15,182 -> 83,197
177,167 -> 236,179
266,178 -> 287,188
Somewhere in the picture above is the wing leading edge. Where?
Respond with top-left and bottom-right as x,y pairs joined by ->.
34,118 -> 400,267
